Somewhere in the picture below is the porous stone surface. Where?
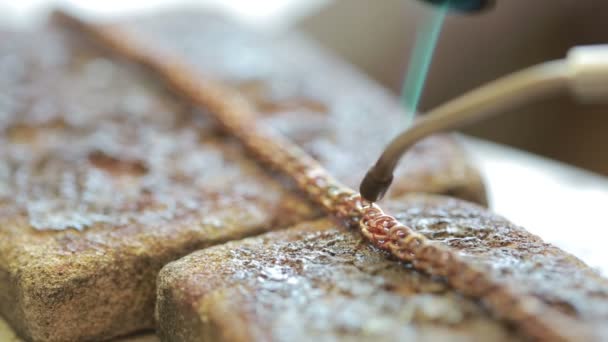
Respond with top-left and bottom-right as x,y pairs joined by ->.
0,27 -> 316,342
157,194 -> 608,342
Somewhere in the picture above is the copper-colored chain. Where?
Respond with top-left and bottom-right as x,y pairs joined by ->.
55,11 -> 583,342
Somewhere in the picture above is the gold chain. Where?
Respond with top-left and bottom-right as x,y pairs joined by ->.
55,11 -> 579,341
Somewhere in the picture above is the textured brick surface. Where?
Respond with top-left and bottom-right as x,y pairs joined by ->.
157,194 -> 608,341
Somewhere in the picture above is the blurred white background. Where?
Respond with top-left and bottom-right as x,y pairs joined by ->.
0,0 -> 327,29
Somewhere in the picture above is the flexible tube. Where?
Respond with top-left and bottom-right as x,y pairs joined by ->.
360,45 -> 608,202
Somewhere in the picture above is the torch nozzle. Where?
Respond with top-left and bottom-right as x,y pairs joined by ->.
421,0 -> 494,13
360,166 -> 394,203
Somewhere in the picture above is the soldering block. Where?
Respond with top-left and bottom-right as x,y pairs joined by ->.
0,27 -> 319,342
157,194 -> 608,342
0,15 -> 487,342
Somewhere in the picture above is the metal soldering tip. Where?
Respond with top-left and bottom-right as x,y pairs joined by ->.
359,166 -> 394,202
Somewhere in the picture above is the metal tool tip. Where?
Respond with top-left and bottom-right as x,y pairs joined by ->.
359,167 -> 394,202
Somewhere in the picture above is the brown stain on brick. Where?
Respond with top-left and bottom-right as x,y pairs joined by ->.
235,80 -> 328,115
88,151 -> 149,176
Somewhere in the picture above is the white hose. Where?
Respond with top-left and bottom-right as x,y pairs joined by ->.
360,45 -> 608,201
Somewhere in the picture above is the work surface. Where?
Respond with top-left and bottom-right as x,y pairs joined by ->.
1,136 -> 606,341
463,137 -> 608,276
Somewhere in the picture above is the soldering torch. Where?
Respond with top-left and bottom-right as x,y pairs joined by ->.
359,0 -> 608,202
421,0 -> 493,12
